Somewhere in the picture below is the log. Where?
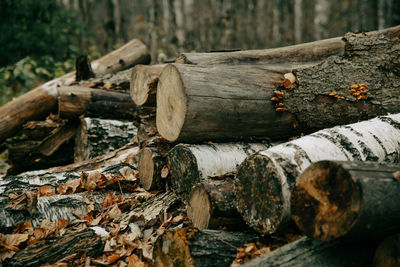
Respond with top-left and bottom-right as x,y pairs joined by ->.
58,86 -> 138,120
6,119 -> 79,175
130,64 -> 166,106
176,25 -> 399,65
84,67 -> 133,91
235,113 -> 400,235
157,26 -> 400,143
153,226 -> 259,267
187,179 -> 246,230
138,147 -> 167,191
4,229 -> 103,267
291,160 -> 400,241
373,234 -> 400,267
242,236 -> 376,267
0,39 -> 150,144
168,143 -> 271,201
74,117 -> 138,162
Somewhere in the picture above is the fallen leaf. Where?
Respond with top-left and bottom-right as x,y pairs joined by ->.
37,185 -> 55,196
109,204 -> 122,219
393,171 -> 400,182
5,233 -> 29,247
161,166 -> 169,178
127,254 -> 146,267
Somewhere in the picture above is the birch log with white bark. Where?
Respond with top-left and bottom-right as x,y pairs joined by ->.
291,160 -> 400,241
242,236 -> 376,267
0,39 -> 150,144
235,113 -> 400,235
157,26 -> 400,143
167,143 -> 271,201
74,117 -> 137,162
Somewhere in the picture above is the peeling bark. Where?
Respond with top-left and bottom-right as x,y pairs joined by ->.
235,113 -> 400,235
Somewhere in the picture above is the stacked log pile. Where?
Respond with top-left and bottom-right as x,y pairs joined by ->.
1,25 -> 400,266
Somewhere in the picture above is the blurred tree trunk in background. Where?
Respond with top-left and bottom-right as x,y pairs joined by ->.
62,0 -> 400,63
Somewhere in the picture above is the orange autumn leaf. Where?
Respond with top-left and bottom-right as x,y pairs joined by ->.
37,185 -> 55,197
107,253 -> 120,263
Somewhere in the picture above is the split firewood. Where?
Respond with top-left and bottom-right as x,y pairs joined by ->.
157,25 -> 400,143
130,64 -> 166,107
291,160 -> 400,241
168,143 -> 271,201
138,147 -> 168,191
6,119 -> 79,175
74,117 -> 138,162
153,226 -> 259,267
4,229 -> 103,267
0,39 -> 150,145
58,86 -> 138,120
242,236 -> 376,267
187,179 -> 247,230
373,233 -> 400,267
176,25 -> 399,65
235,113 -> 400,235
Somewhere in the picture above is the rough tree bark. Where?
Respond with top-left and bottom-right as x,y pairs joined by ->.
157,25 -> 400,143
130,64 -> 166,106
0,39 -> 150,145
291,160 -> 400,241
58,86 -> 138,120
242,236 -> 376,267
74,117 -> 137,162
138,147 -> 167,191
153,226 -> 259,267
6,119 -> 79,175
235,113 -> 400,235
176,25 -> 399,65
187,179 -> 246,230
167,143 -> 270,201
4,229 -> 103,267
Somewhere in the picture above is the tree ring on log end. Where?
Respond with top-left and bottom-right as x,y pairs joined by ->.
187,185 -> 212,229
235,154 -> 285,234
168,145 -> 200,201
130,65 -> 149,106
156,64 -> 187,142
291,161 -> 362,242
138,148 -> 155,191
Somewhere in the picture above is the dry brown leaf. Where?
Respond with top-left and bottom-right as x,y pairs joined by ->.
89,215 -> 103,226
161,166 -> 169,178
57,219 -> 68,230
103,82 -> 112,90
37,185 -> 55,197
62,179 -> 81,194
127,254 -> 146,267
5,233 -> 29,247
109,204 -> 122,219
171,214 -> 185,224
0,251 -> 16,262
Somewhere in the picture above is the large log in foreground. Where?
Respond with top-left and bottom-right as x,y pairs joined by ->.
153,226 -> 259,267
242,236 -> 376,267
291,160 -> 400,242
58,86 -> 138,120
187,179 -> 246,230
157,26 -> 400,143
235,113 -> 400,235
0,39 -> 150,144
74,117 -> 137,162
168,143 -> 270,201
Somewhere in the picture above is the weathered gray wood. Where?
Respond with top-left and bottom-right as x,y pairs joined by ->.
168,143 -> 270,201
74,117 -> 137,162
157,26 -> 400,143
235,113 -> 400,235
187,179 -> 246,230
153,226 -> 259,267
4,229 -> 103,267
291,160 -> 400,241
58,86 -> 138,120
242,237 -> 376,267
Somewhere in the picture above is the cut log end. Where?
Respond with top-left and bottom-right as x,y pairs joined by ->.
235,153 -> 286,234
130,65 -> 151,106
138,148 -> 156,190
156,64 -> 187,142
291,161 -> 362,242
187,186 -> 212,229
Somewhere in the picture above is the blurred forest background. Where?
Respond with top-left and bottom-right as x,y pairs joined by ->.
1,0 -> 400,106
